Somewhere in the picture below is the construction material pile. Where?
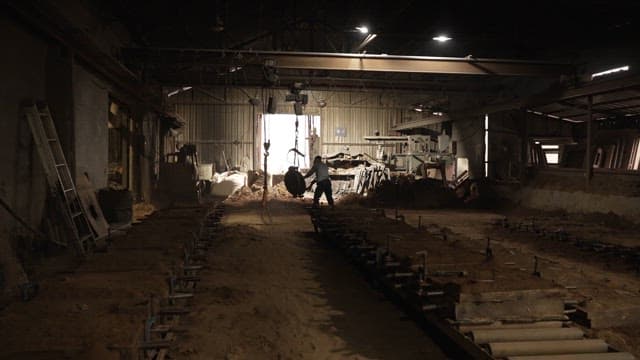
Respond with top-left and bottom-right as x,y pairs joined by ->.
227,182 -> 292,202
366,176 -> 459,208
353,164 -> 390,195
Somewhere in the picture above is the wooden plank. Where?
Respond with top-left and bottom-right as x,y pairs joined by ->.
490,339 -> 608,357
459,321 -> 563,333
509,353 -> 636,360
75,173 -> 109,239
472,327 -> 584,344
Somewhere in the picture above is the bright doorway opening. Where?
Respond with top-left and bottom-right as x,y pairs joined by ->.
261,114 -> 320,174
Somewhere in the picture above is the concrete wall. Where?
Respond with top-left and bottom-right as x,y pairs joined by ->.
73,64 -> 109,188
0,2 -> 163,294
0,17 -> 49,292
46,45 -> 75,172
0,17 -> 49,232
518,188 -> 640,222
0,7 -> 157,240
497,168 -> 640,223
452,116 -> 485,179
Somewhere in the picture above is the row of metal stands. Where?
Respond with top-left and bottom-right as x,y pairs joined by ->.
138,204 -> 226,360
309,207 -> 492,360
309,207 -> 637,360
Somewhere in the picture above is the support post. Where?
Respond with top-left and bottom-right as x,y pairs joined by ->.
262,140 -> 270,207
520,109 -> 528,182
585,95 -> 593,187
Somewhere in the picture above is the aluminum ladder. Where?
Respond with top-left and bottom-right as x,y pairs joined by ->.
24,103 -> 95,256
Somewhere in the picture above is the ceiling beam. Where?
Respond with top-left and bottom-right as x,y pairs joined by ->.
150,69 -> 501,92
124,47 -> 573,77
592,94 -> 640,107
391,117 -> 451,131
456,74 -> 640,117
555,101 -> 620,118
273,53 -> 569,77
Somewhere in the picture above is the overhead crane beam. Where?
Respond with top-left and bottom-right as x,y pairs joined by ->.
124,47 -> 573,77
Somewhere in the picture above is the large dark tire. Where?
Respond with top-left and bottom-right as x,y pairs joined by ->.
284,167 -> 306,197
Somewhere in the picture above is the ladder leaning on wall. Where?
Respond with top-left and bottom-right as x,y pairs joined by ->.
24,103 -> 95,257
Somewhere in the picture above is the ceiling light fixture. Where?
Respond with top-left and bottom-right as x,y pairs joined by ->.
591,65 -> 629,79
354,33 -> 377,52
356,26 -> 369,34
167,86 -> 193,97
432,35 -> 452,42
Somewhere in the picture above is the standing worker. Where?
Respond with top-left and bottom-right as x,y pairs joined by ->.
304,156 -> 334,208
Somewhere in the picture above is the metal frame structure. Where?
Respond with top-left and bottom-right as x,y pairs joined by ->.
458,73 -> 640,185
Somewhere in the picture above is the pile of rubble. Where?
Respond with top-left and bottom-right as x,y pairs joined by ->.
227,182 -> 293,202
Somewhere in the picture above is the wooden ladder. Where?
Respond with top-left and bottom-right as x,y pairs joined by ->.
24,103 -> 95,256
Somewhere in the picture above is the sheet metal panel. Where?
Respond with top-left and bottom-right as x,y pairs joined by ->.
169,87 -> 409,169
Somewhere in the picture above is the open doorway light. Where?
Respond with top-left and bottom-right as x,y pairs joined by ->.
262,114 -> 321,174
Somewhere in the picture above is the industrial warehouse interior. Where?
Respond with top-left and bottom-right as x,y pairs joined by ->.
2,1 -> 640,359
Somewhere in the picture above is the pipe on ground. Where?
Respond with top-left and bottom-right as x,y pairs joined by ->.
508,352 -> 636,360
460,321 -> 563,333
489,339 -> 608,357
473,327 -> 584,344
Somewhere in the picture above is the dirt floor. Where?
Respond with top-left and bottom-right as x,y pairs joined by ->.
0,206 -> 205,360
380,207 -> 640,357
4,187 -> 639,359
0,198 -> 448,360
175,199 -> 447,359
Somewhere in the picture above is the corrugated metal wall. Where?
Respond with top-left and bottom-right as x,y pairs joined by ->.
167,86 -> 418,171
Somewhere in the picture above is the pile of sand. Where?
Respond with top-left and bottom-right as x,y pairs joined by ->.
227,182 -> 293,202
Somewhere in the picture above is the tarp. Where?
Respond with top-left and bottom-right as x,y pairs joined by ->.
211,171 -> 247,197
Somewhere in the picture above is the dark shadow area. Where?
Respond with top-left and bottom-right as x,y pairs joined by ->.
299,228 -> 448,359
